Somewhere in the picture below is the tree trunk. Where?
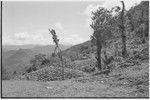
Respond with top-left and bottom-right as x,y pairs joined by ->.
141,24 -> 146,43
96,31 -> 102,71
120,1 -> 127,58
121,32 -> 127,57
97,44 -> 102,70
58,49 -> 65,80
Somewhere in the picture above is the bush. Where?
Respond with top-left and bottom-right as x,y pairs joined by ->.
2,67 -> 10,80
23,66 -> 86,82
82,66 -> 95,73
131,47 -> 149,61
30,54 -> 48,69
26,66 -> 37,73
2,73 -> 10,80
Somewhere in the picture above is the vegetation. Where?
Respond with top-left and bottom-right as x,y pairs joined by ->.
2,66 -> 9,80
127,1 -> 149,43
26,54 -> 49,73
90,7 -> 113,70
2,1 -> 149,97
118,1 -> 127,57
48,29 -> 65,80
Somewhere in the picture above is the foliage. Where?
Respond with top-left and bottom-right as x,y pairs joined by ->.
26,65 -> 37,73
126,1 -> 149,43
111,1 -> 128,57
80,45 -> 88,53
25,54 -> 49,73
90,7 -> 114,70
90,7 -> 114,46
30,54 -> 48,69
101,51 -> 114,68
82,66 -> 95,73
48,29 -> 59,47
127,1 -> 149,31
2,66 -> 10,80
69,52 -> 80,61
23,67 -> 86,81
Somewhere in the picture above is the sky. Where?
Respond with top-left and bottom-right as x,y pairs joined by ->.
2,0 -> 142,45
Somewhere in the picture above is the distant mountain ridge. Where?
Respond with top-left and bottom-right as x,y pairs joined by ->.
3,44 -> 72,52
3,45 -> 36,51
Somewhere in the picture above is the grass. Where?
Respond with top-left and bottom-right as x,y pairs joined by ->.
2,59 -> 149,98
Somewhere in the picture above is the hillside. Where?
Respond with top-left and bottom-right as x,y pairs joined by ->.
32,44 -> 71,55
62,41 -> 96,61
2,45 -> 71,79
2,1 -> 149,98
2,60 -> 149,97
2,49 -> 36,78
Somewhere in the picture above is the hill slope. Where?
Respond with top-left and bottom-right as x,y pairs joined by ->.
2,44 -> 71,79
62,41 -> 96,61
2,49 -> 36,75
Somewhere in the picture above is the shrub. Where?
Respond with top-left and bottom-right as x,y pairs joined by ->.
23,66 -> 86,81
82,66 -> 95,73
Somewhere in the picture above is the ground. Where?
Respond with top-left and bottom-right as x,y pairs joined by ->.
2,70 -> 148,98
1,80 -> 133,97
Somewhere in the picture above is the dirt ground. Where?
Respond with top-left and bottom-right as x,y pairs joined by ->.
2,74 -> 148,98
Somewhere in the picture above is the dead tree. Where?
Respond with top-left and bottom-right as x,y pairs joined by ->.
120,1 -> 127,58
48,29 -> 65,80
111,1 -> 127,58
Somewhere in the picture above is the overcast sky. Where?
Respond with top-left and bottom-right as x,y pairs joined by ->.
2,0 -> 142,45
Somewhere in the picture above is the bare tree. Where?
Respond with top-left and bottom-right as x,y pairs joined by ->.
120,1 -> 127,57
48,29 -> 65,80
111,1 -> 127,58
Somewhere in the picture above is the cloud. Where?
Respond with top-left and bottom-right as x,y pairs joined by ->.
102,0 -> 142,10
3,32 -> 52,45
54,22 -> 64,31
3,26 -> 87,45
82,4 -> 101,27
53,22 -> 87,45
3,21 -> 88,45
60,34 -> 87,45
83,4 -> 100,17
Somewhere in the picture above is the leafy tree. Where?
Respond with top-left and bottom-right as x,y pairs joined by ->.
90,7 -> 113,70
